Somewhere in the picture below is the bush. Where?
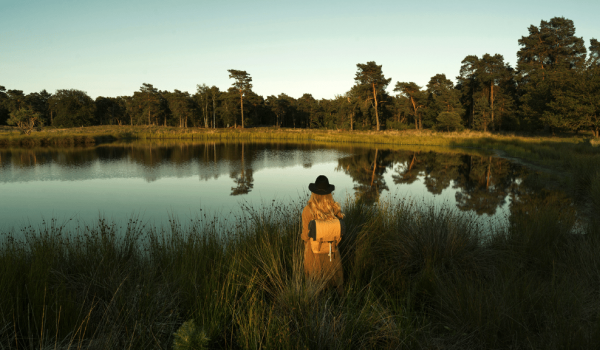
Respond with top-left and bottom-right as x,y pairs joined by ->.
435,111 -> 463,131
385,120 -> 413,131
7,107 -> 42,134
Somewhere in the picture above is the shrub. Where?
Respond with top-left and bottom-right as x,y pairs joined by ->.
436,111 -> 464,131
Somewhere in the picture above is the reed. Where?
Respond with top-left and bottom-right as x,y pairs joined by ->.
1,195 -> 598,349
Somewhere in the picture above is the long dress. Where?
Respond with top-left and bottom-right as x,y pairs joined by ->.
301,205 -> 344,290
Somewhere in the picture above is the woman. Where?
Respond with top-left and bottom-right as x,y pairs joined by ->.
301,175 -> 345,294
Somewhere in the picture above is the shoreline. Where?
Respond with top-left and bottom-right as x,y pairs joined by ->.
1,125 -> 595,147
3,125 -> 600,215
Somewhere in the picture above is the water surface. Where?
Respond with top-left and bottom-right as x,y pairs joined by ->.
0,141 -> 571,231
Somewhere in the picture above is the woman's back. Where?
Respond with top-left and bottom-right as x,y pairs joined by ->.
301,177 -> 344,293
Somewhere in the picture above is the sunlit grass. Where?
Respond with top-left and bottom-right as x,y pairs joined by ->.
0,125 -> 588,147
1,196 -> 599,349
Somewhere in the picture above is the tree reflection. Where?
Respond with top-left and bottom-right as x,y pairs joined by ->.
0,143 -> 569,221
230,143 -> 254,196
392,151 -> 423,185
453,155 -> 520,215
366,150 -> 525,215
337,148 -> 391,204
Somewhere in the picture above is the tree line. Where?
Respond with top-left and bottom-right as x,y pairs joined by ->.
1,17 -> 599,136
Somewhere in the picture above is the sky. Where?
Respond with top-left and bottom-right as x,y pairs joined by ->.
2,0 -> 599,100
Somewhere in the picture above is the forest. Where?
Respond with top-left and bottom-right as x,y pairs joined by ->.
1,17 -> 599,136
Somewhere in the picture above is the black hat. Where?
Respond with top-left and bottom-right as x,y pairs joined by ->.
309,175 -> 335,195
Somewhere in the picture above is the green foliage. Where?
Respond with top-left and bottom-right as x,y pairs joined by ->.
173,320 -> 210,350
95,96 -> 127,125
385,120 -> 412,131
394,82 -> 426,130
129,83 -> 165,126
7,107 -> 42,134
456,54 -> 516,131
517,17 -> 588,131
425,74 -> 464,129
49,89 -> 95,127
164,89 -> 195,128
435,111 -> 463,131
473,95 -> 491,131
194,84 -> 211,128
354,61 -> 391,131
227,69 -> 253,128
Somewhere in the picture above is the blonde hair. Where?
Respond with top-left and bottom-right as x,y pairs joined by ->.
307,193 -> 344,220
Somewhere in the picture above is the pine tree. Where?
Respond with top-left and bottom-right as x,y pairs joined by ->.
227,70 -> 253,128
354,62 -> 391,131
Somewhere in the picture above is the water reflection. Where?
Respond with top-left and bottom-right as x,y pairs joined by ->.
337,149 -> 390,204
0,142 -> 572,229
335,150 -> 516,215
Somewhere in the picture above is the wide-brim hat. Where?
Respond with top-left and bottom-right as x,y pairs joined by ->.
308,175 -> 335,195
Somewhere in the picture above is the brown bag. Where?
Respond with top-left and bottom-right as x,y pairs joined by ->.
307,219 -> 344,257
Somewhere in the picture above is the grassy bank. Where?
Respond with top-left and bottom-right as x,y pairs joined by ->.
2,125 -> 592,147
1,197 -> 599,349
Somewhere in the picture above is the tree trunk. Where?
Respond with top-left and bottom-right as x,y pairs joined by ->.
371,149 -> 378,187
204,101 -> 208,128
409,152 -> 416,171
212,95 -> 216,128
372,83 -> 380,131
410,96 -> 419,130
240,92 -> 244,128
483,113 -> 487,132
470,81 -> 475,128
490,82 -> 494,131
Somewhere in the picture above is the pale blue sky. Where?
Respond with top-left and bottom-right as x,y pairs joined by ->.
1,0 -> 599,99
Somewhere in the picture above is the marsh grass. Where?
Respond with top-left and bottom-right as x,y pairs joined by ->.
1,195 -> 599,349
0,125 -> 577,148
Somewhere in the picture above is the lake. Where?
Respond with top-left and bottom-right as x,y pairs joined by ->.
0,141 -> 572,232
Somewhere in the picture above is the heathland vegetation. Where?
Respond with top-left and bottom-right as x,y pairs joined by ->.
1,195 -> 599,349
1,17 -> 599,137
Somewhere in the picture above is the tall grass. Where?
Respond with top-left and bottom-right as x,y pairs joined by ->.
0,125 -> 580,147
1,196 -> 599,349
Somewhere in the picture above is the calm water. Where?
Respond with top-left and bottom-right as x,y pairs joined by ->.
0,141 -> 571,231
